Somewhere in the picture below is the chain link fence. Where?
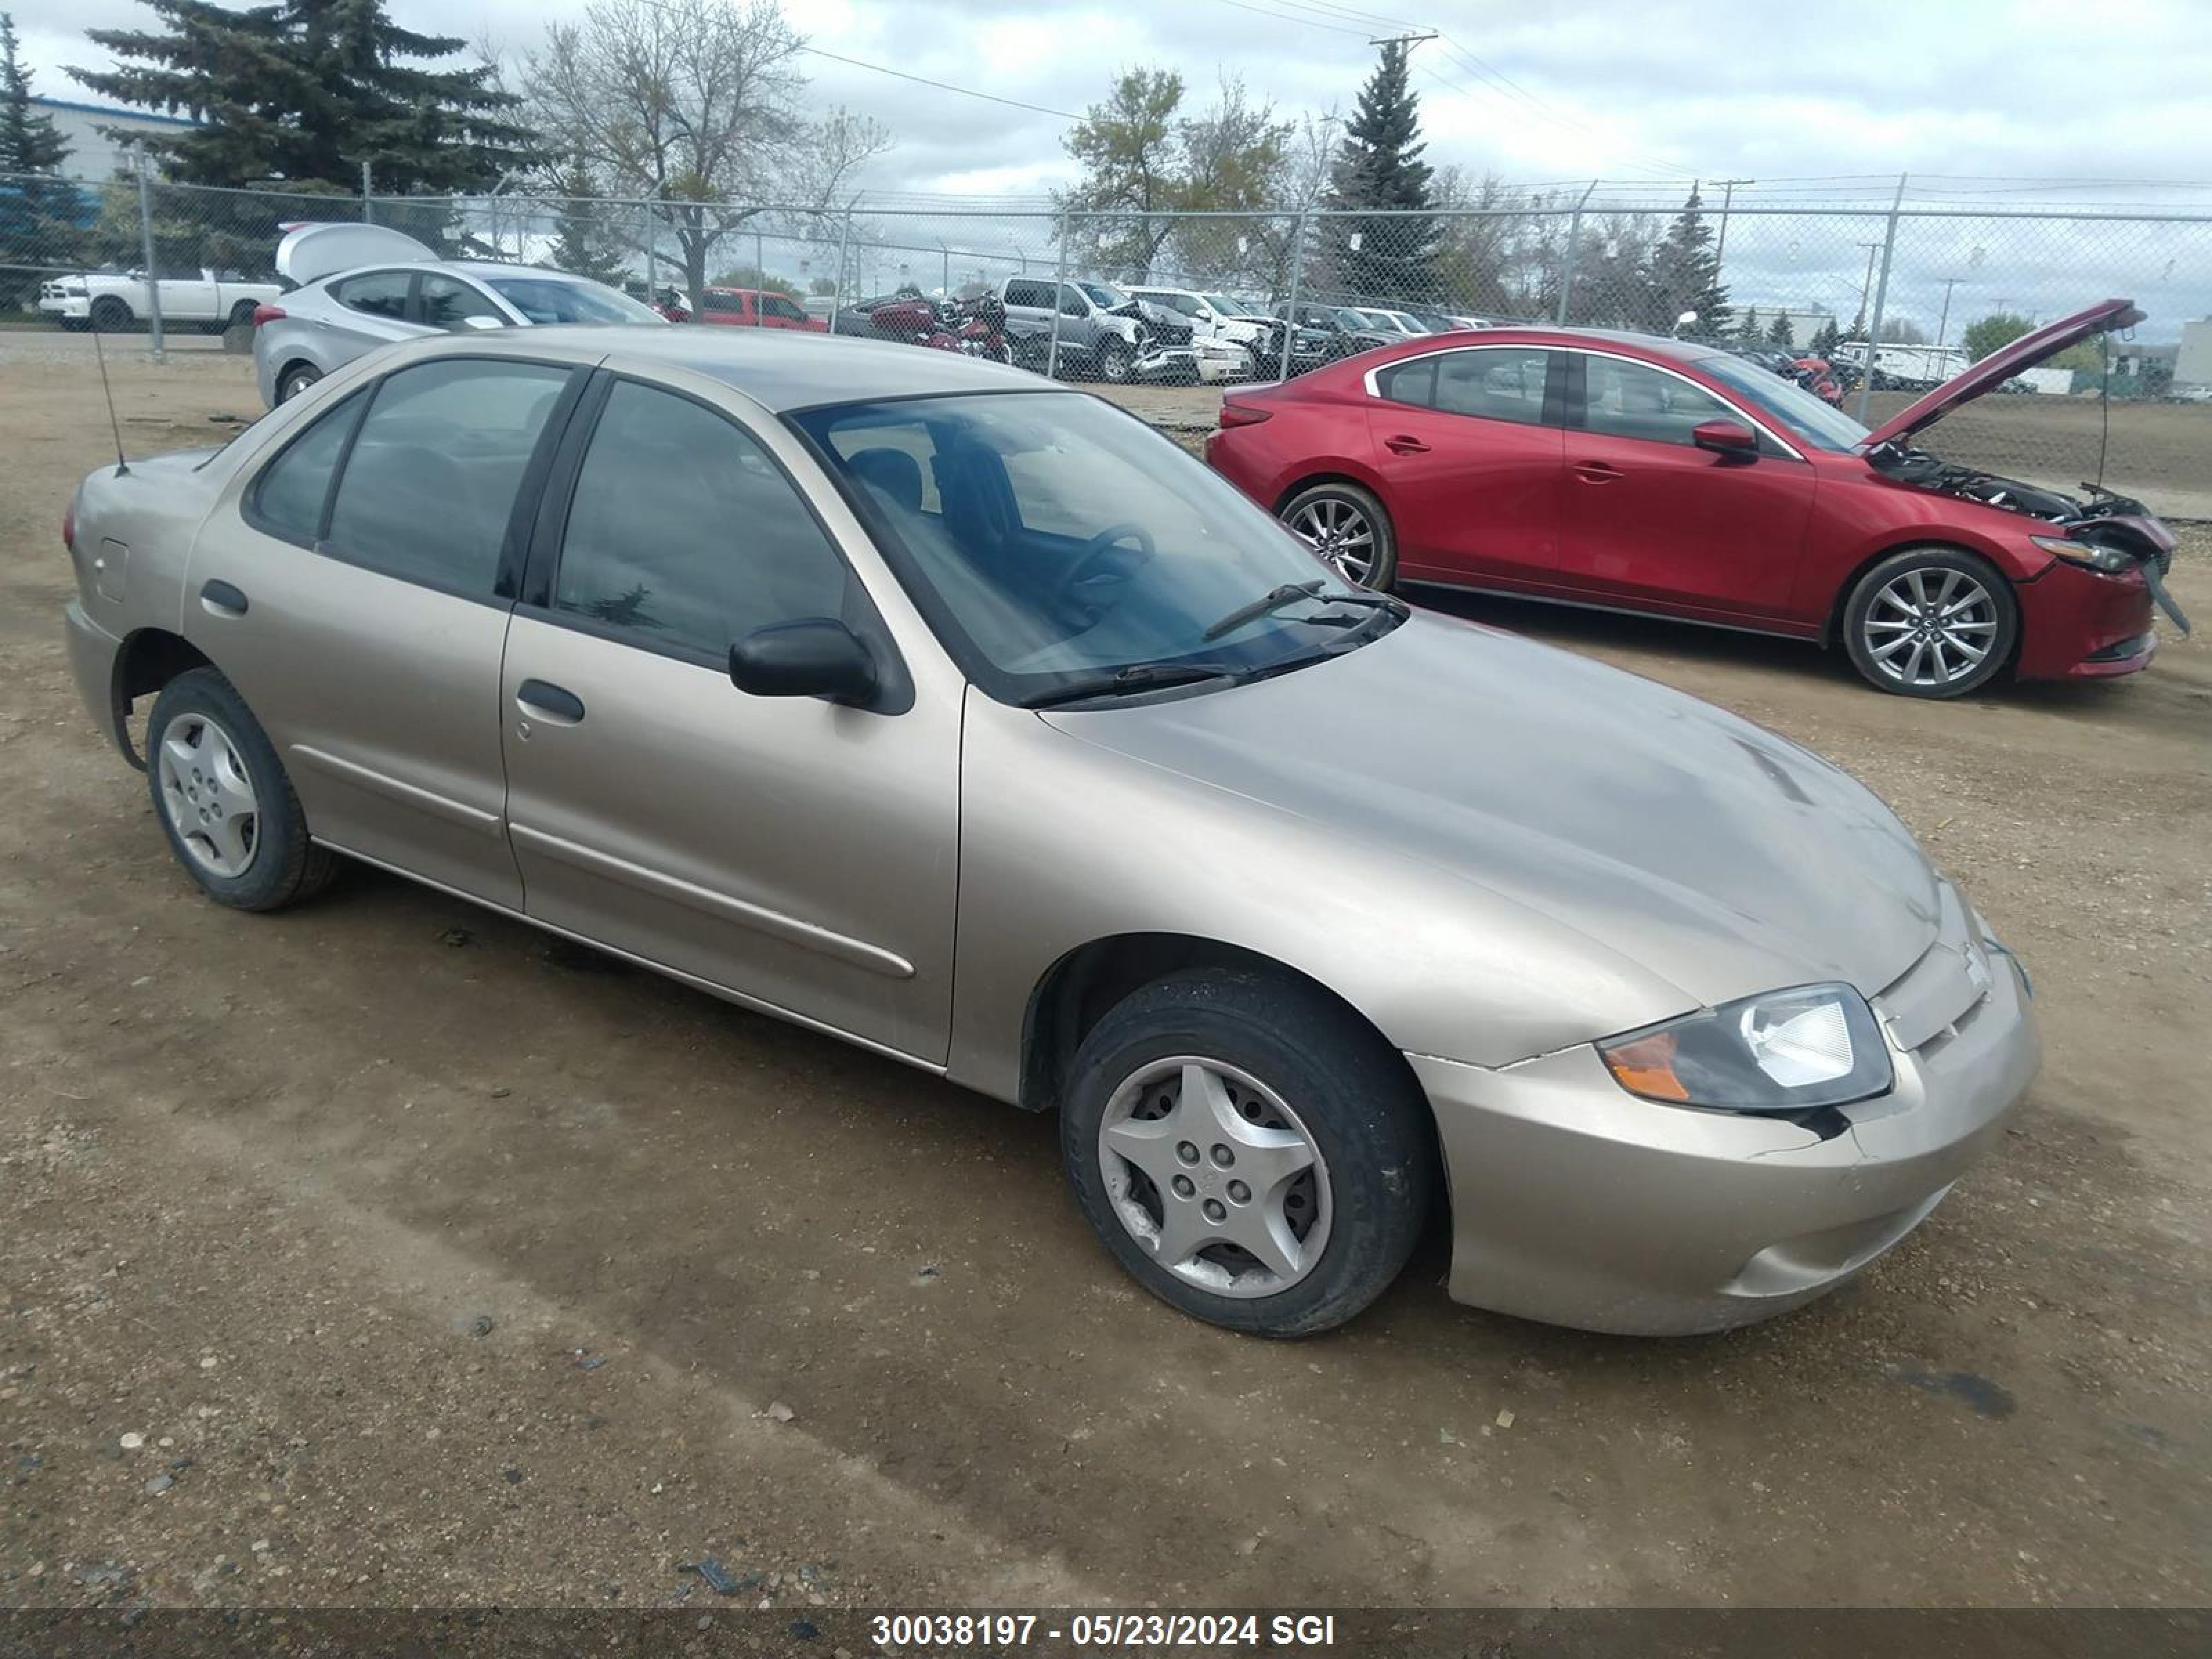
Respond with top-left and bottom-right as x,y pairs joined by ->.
7,169 -> 2209,514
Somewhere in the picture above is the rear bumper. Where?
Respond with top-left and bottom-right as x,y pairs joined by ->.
1411,950 -> 2039,1336
64,599 -> 131,762
2014,557 -> 2159,680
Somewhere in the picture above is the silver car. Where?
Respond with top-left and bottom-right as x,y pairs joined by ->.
253,222 -> 662,407
61,329 -> 2040,1338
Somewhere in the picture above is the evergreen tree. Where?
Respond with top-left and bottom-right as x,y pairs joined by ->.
1810,317 -> 1841,357
1641,184 -> 1730,336
1,12 -> 75,309
1734,303 -> 1761,342
1322,41 -> 1439,303
1,12 -> 69,176
548,158 -> 628,285
1766,312 -> 1793,347
71,0 -> 536,192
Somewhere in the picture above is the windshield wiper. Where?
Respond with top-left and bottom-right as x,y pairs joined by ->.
1201,579 -> 1398,641
1020,661 -> 1243,709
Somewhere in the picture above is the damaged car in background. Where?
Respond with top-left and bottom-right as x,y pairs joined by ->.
1210,297 -> 2183,697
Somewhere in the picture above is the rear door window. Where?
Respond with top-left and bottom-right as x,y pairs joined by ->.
246,393 -> 363,545
331,270 -> 413,320
324,359 -> 574,599
1433,348 -> 1556,426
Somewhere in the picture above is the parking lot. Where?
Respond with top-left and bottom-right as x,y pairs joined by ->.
2,346 -> 2207,1612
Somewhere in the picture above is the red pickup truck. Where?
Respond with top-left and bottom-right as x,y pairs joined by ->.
693,288 -> 827,330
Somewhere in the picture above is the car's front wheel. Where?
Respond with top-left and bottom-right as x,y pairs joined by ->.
1280,480 -> 1397,589
1060,968 -> 1434,1337
146,668 -> 335,911
1095,339 -> 1134,384
1842,546 -> 2017,698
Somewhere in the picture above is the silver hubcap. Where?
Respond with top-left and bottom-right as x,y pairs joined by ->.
156,713 -> 261,877
1096,1057 -> 1331,1300
1288,497 -> 1375,584
1865,567 -> 1998,688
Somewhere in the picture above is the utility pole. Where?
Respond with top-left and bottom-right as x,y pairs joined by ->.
1712,178 -> 1754,275
1932,276 -> 1966,351
1853,241 -> 1880,336
1367,29 -> 1437,50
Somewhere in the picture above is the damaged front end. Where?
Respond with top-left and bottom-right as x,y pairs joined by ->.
1866,447 -> 2190,637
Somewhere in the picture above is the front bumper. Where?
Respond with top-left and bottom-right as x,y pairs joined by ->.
39,294 -> 90,319
2014,556 -> 2159,681
1412,910 -> 2041,1335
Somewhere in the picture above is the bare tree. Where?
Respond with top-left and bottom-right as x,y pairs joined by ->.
523,0 -> 887,307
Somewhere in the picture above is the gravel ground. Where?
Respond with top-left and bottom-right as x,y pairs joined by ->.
2,352 -> 2207,1614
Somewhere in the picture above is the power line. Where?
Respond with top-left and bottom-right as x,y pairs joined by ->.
795,46 -> 1079,121
1206,0 -> 1372,37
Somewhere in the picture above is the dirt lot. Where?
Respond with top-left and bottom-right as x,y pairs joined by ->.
3,350 -> 2208,1615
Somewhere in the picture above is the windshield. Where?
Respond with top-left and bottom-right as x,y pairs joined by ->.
1333,308 -> 1370,330
485,276 -> 664,326
791,392 -> 1394,704
1203,293 -> 1245,316
1693,353 -> 1870,452
1078,281 -> 1128,308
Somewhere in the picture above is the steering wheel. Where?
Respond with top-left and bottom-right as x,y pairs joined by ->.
1049,522 -> 1156,626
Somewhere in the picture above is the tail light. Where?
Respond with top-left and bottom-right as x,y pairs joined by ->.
1219,402 -> 1273,428
62,499 -> 75,554
251,303 -> 285,327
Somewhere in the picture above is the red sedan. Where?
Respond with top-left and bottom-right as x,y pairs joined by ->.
1206,299 -> 2184,697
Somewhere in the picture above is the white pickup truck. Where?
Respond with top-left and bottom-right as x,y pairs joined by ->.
38,267 -> 284,334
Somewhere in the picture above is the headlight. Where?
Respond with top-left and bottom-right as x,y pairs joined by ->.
2030,533 -> 2133,574
1597,984 -> 1893,1112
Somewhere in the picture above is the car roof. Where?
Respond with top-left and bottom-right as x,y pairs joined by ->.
382,325 -> 1042,412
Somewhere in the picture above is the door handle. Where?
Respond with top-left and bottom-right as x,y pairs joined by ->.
198,579 -> 249,617
1383,434 -> 1430,455
1573,460 -> 1624,482
515,679 -> 585,724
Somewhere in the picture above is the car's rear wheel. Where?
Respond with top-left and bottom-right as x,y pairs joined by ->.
1843,547 -> 2017,698
1280,480 -> 1396,589
147,668 -> 335,911
276,362 -> 322,404
1060,968 -> 1434,1337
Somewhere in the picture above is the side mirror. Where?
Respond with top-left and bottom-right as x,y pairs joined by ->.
1691,418 -> 1759,461
729,619 -> 878,706
460,314 -> 506,331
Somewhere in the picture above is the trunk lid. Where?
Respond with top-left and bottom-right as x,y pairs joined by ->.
1862,297 -> 2144,448
275,223 -> 438,287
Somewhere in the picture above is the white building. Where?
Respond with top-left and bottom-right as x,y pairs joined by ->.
28,95 -> 198,180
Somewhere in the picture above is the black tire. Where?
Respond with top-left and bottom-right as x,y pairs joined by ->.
228,299 -> 259,330
1060,968 -> 1435,1338
276,362 -> 321,404
1277,479 -> 1398,590
1096,339 -> 1134,384
58,316 -> 88,333
1841,545 -> 2018,699
145,668 -> 335,912
89,296 -> 131,332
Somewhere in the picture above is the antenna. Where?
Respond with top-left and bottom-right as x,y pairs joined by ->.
90,318 -> 130,476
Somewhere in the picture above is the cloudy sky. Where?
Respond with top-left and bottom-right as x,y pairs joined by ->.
17,0 -> 2212,335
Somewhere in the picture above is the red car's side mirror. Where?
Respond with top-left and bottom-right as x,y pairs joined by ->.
1692,419 -> 1759,460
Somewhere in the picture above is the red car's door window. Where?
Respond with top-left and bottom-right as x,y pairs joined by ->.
1367,347 -> 1567,586
1557,354 -> 1817,621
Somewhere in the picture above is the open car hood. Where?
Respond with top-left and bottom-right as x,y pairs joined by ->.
1862,297 -> 2143,447
275,223 -> 438,286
